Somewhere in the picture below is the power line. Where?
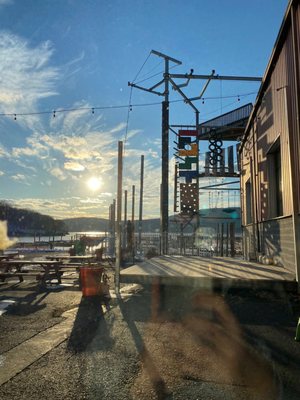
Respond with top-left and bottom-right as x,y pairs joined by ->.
132,52 -> 152,83
124,85 -> 133,147
135,59 -> 163,81
134,63 -> 180,85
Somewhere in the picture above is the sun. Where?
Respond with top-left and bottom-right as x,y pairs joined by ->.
87,177 -> 102,191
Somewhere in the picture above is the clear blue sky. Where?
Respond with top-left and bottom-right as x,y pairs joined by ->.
0,0 -> 289,219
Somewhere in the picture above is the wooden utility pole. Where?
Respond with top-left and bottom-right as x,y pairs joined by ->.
129,50 -> 182,255
161,98 -> 169,254
124,190 -> 128,222
108,200 -> 116,257
131,184 -> 135,257
174,163 -> 178,213
132,185 -> 135,222
138,155 -> 144,250
115,141 -> 123,292
123,189 -> 128,250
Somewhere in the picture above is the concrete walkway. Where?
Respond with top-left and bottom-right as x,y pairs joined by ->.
0,308 -> 77,386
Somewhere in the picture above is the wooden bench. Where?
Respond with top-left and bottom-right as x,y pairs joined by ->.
0,272 -> 43,282
0,260 -> 63,285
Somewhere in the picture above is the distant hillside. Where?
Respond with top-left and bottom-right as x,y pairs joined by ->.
0,201 -> 67,236
63,217 -> 109,232
64,208 -> 241,233
63,217 -> 161,233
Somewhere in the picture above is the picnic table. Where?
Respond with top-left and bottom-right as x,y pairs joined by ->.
0,253 -> 19,261
0,260 -> 63,286
46,255 -> 96,263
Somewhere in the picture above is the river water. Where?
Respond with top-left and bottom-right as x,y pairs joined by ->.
7,231 -> 107,253
13,231 -> 106,243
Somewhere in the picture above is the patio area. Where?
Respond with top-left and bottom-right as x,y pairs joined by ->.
120,255 -> 298,291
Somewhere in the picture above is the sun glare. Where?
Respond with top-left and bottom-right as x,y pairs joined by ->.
87,177 -> 102,191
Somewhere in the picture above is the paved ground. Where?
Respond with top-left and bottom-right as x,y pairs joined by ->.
0,272 -> 300,399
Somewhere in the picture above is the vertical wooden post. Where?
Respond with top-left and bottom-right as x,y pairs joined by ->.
205,152 -> 210,175
131,185 -> 135,258
196,111 -> 200,256
220,223 -> 224,257
161,98 -> 169,255
110,200 -> 116,256
216,224 -> 219,256
138,155 -> 144,251
230,222 -> 235,257
174,163 -> 178,213
115,141 -> 123,293
131,185 -> 135,223
123,190 -> 127,250
226,222 -> 229,257
180,224 -> 183,255
124,190 -> 128,222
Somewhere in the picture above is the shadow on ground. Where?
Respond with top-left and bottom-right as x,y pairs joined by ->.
67,296 -> 114,353
116,284 -> 300,400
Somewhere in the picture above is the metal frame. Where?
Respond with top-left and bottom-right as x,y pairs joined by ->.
128,50 -> 262,253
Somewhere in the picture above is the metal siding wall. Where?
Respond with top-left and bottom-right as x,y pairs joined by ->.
294,3 -> 300,211
241,6 -> 298,268
259,217 -> 296,276
255,84 -> 273,221
254,27 -> 294,219
274,34 -> 293,216
241,129 -> 253,227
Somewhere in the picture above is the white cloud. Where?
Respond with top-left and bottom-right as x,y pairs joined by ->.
0,32 -> 59,131
110,122 -> 127,134
64,161 -> 85,171
79,198 -> 103,204
12,146 -> 40,158
0,170 -> 4,176
49,167 -> 67,181
10,115 -> 133,182
11,173 -> 30,185
7,196 -> 112,219
0,145 -> 9,158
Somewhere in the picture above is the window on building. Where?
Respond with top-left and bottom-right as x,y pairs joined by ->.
245,179 -> 252,224
267,138 -> 283,217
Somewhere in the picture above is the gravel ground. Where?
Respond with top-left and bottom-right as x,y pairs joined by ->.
0,271 -> 300,400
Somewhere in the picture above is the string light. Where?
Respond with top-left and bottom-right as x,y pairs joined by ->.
3,90 -> 257,121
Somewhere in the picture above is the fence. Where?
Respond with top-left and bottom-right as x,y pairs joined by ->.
104,231 -> 242,262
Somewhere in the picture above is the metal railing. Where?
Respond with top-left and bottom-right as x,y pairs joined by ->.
104,232 -> 242,262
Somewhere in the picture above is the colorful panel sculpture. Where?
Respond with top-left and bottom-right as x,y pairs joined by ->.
176,129 -> 199,215
178,170 -> 198,182
179,156 -> 198,170
178,136 -> 191,149
180,183 -> 198,214
178,129 -> 197,137
178,143 -> 198,157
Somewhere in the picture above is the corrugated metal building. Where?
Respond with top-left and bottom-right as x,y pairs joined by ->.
240,0 -> 300,281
